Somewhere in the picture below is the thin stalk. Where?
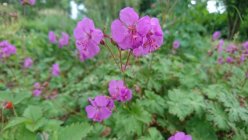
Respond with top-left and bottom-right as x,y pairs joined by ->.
123,50 -> 132,71
105,43 -> 121,70
119,49 -> 122,71
12,106 -> 18,117
1,109 -> 4,132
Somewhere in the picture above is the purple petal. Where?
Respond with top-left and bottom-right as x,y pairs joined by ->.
111,19 -> 128,43
174,132 -> 186,139
85,105 -> 97,119
137,16 -> 151,35
120,7 -> 139,26
94,95 -> 109,107
74,17 -> 95,39
91,29 -> 103,44
99,107 -> 112,120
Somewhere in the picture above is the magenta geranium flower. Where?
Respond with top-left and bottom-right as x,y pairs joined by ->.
168,131 -> 192,140
48,31 -> 57,44
212,31 -> 221,41
20,0 -> 36,5
226,44 -> 237,54
226,56 -> 234,64
33,89 -> 41,96
173,40 -> 180,49
119,88 -> 132,102
0,40 -> 16,59
133,16 -> 163,56
85,95 -> 114,122
52,63 -> 60,77
108,80 -> 132,102
240,54 -> 247,63
58,32 -> 69,48
74,17 -> 103,61
32,82 -> 42,96
217,57 -> 224,64
242,41 -> 248,50
23,57 -> 33,68
34,82 -> 41,89
216,39 -> 224,53
111,7 -> 143,50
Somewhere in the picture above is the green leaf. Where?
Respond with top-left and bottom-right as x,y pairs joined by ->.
167,89 -> 205,120
206,102 -> 230,130
186,117 -> 218,140
138,127 -> 164,140
218,92 -> 248,123
139,90 -> 167,115
23,105 -> 43,122
58,123 -> 92,140
4,117 -> 30,130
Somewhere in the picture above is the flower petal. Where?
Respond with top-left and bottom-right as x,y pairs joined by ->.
94,95 -> 109,107
137,16 -> 151,35
91,29 -> 103,44
120,7 -> 139,26
85,105 -> 97,119
111,19 -> 128,43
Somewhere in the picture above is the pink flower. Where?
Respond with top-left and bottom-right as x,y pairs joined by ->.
29,0 -> 36,5
217,57 -> 224,64
212,31 -> 221,41
133,16 -> 163,56
58,32 -> 69,48
48,31 -> 57,44
240,54 -> 247,63
111,7 -> 143,50
0,40 -> 16,59
168,131 -> 192,140
34,82 -> 41,89
33,89 -> 41,96
226,44 -> 237,54
20,0 -> 36,5
119,88 -> 132,102
242,41 -> 248,50
216,39 -> 224,53
85,95 -> 114,122
173,40 -> 180,49
23,57 -> 33,68
52,63 -> 60,77
108,80 -> 132,102
226,56 -> 234,64
74,17 -> 103,61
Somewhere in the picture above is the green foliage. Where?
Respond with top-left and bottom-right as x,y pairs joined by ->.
1,0 -> 248,140
167,89 -> 205,120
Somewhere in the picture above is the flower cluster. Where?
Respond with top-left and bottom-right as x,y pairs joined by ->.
48,31 -> 69,48
52,63 -> 60,77
168,131 -> 192,140
214,40 -> 248,65
108,80 -> 132,102
0,40 -> 16,59
85,80 -> 132,122
111,7 -> 163,56
73,18 -> 103,61
212,31 -> 221,41
85,95 -> 114,122
33,82 -> 42,96
20,0 -> 36,6
23,57 -> 33,68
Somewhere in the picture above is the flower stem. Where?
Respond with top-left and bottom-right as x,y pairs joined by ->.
105,43 -> 121,70
124,50 -> 132,71
1,109 -> 4,132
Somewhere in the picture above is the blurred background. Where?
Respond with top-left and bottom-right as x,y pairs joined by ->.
1,0 -> 248,40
